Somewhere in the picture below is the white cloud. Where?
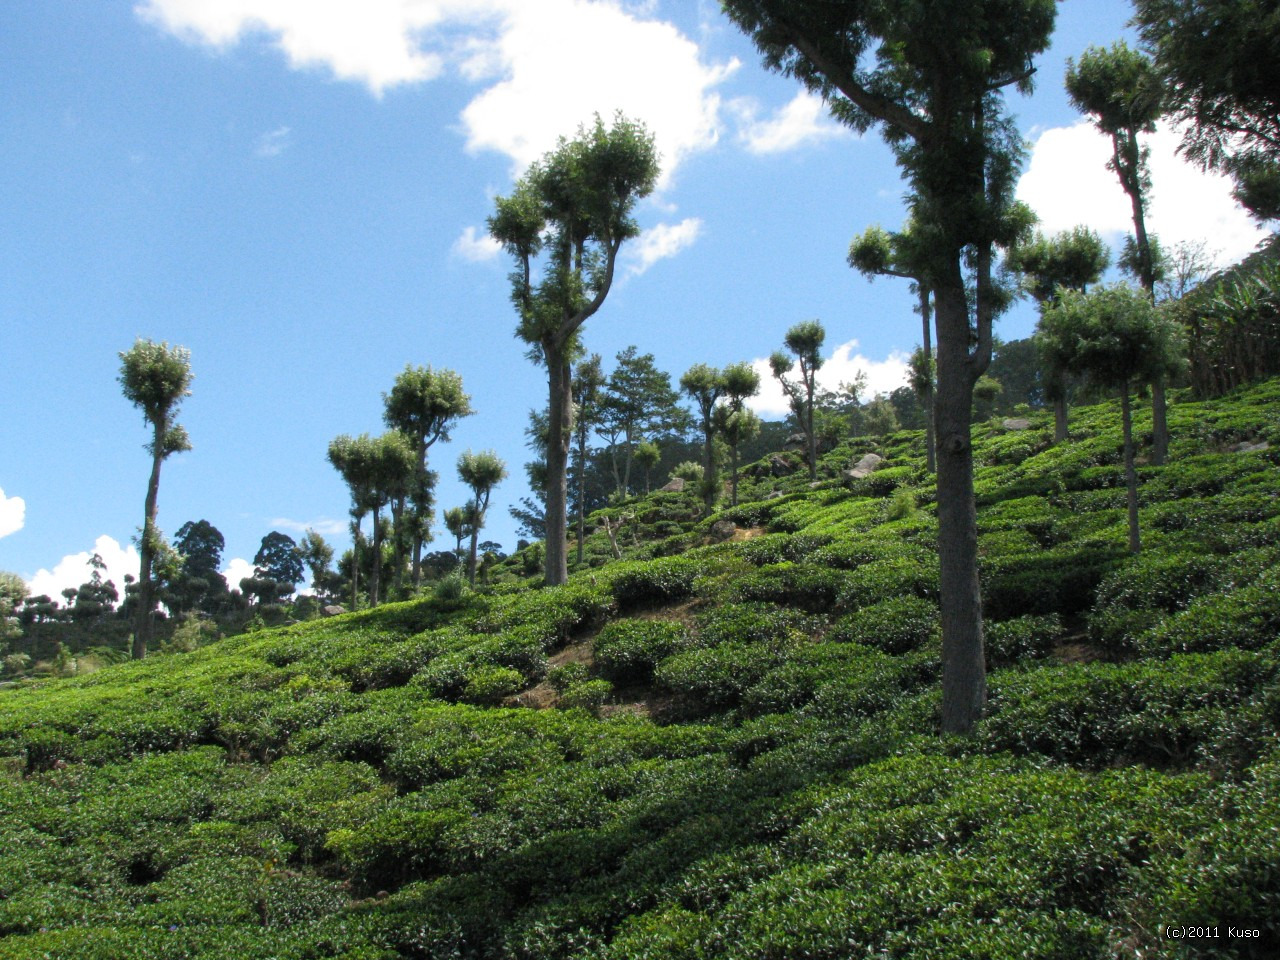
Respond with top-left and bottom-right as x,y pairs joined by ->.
452,225 -> 502,263
255,125 -> 291,157
25,535 -> 139,604
747,340 -> 910,418
1017,119 -> 1268,268
138,0 -> 737,185
0,488 -> 24,539
269,516 -> 349,536
732,91 -> 851,155
222,557 -> 255,592
625,217 -> 702,275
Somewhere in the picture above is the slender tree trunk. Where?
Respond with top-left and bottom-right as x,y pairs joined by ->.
575,431 -> 587,567
369,505 -> 382,606
1151,378 -> 1169,465
544,347 -> 572,586
132,422 -> 165,660
1121,386 -> 1142,553
702,422 -> 717,513
350,527 -> 360,610
1053,385 -> 1069,443
934,277 -> 987,736
805,377 -> 817,480
730,445 -> 740,507
920,286 -> 937,474
391,498 -> 406,599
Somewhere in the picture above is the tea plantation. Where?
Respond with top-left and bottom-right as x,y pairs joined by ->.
3,382 -> 1279,959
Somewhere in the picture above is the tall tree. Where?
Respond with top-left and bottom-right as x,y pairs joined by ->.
849,222 -> 937,471
170,519 -> 228,616
1133,0 -> 1280,221
680,363 -> 726,513
1040,285 -> 1185,552
598,347 -> 688,498
489,115 -> 659,586
718,361 -> 762,506
456,450 -> 507,586
118,338 -> 193,660
770,320 -> 825,480
248,531 -> 304,605
1007,227 -> 1111,441
382,366 -> 473,588
1066,42 -> 1173,464
298,529 -> 337,601
724,0 -> 1056,734
443,506 -> 472,562
327,434 -> 376,609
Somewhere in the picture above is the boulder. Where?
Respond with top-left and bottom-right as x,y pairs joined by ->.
1231,440 -> 1270,453
660,477 -> 686,492
709,520 -> 737,542
846,452 -> 884,479
1001,417 -> 1032,431
322,604 -> 347,618
784,433 -> 807,451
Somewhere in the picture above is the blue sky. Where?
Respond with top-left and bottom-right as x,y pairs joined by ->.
1,0 -> 1268,600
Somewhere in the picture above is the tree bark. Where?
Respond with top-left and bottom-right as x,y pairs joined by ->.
132,421 -> 165,660
544,348 -> 573,586
369,505 -> 382,606
934,280 -> 987,737
1121,386 -> 1142,553
1150,378 -> 1168,465
919,285 -> 937,473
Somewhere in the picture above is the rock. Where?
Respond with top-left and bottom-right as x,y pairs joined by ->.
321,605 -> 347,617
709,520 -> 737,541
847,452 -> 884,479
660,477 -> 686,492
1001,417 -> 1031,431
766,491 -> 786,500
809,481 -> 823,489
768,453 -> 797,476
1231,440 -> 1270,453
784,433 -> 807,450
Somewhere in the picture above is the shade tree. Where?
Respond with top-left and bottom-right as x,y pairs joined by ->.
1008,227 -> 1111,441
383,365 -> 472,588
679,363 -> 726,513
1066,42 -> 1174,464
724,0 -> 1057,734
717,361 -> 762,506
118,338 -> 193,660
489,114 -> 659,586
770,320 -> 825,481
456,450 -> 507,585
597,347 -> 688,499
1039,285 -> 1185,553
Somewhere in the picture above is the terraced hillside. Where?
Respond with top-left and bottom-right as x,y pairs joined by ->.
2,381 -> 1279,959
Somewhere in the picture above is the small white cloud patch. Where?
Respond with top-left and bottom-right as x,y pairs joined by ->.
269,517 -> 349,536
452,226 -> 503,263
255,125 -> 292,158
733,91 -> 851,155
0,488 -> 24,539
626,217 -> 702,276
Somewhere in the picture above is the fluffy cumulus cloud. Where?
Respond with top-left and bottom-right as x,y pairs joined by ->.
138,0 -> 737,185
452,225 -> 503,263
0,488 -> 24,539
222,556 -> 256,592
1017,119 -> 1269,268
625,217 -> 702,275
731,91 -> 851,155
748,340 -> 910,419
25,535 -> 139,603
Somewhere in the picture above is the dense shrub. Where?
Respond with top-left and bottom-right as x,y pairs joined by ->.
593,619 -> 692,684
828,596 -> 939,654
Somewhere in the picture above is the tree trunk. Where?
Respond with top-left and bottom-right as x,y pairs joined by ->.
934,280 -> 987,736
805,379 -> 817,480
1121,386 -> 1142,553
132,422 -> 165,660
920,286 -> 937,474
730,445 -> 740,507
391,497 -> 406,599
544,348 -> 572,586
1150,377 -> 1168,465
575,431 -> 587,567
369,505 -> 382,606
1053,390 -> 1069,443
702,423 -> 717,513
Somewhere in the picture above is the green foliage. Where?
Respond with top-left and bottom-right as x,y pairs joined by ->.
593,619 -> 691,684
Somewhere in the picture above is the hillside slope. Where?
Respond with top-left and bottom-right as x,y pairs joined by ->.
2,382 -> 1279,959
